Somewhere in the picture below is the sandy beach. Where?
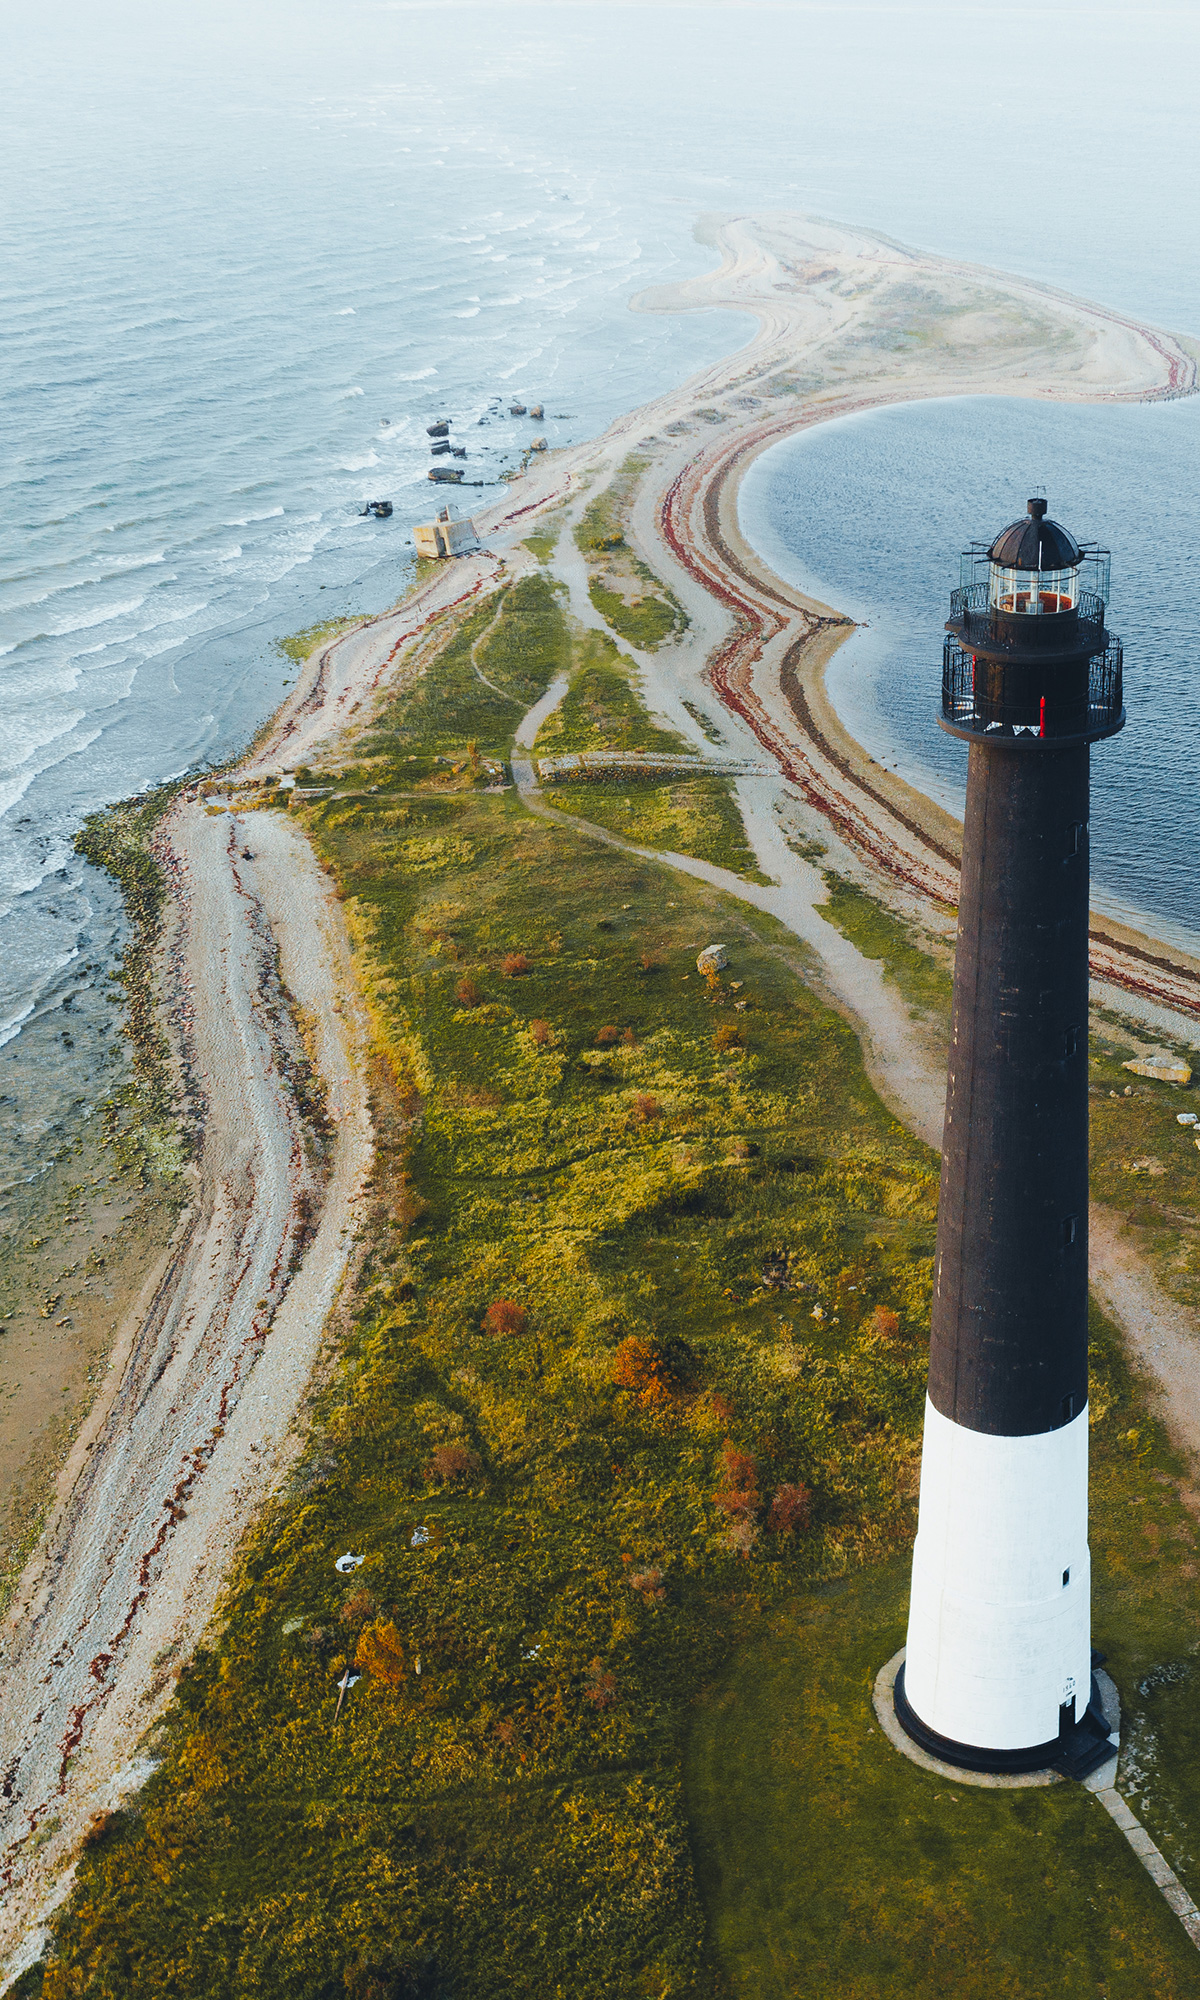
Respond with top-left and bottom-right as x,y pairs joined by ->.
4,210 -> 1200,1979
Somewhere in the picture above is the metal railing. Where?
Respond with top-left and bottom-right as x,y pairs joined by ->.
956,545 -> 1112,605
941,638 -> 1124,741
948,583 -> 1107,654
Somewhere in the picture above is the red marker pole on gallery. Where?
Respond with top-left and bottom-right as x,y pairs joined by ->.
895,498 -> 1123,1777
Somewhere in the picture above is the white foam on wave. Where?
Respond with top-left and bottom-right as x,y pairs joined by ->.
51,595 -> 146,637
338,385 -> 365,399
453,306 -> 481,319
340,452 -> 380,471
336,307 -> 356,316
0,998 -> 36,1051
224,506 -> 285,527
103,549 -> 167,573
0,709 -> 90,792
397,367 -> 437,381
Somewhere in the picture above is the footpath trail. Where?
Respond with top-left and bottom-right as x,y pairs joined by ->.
0,807 -> 371,1972
4,209 -> 1200,1980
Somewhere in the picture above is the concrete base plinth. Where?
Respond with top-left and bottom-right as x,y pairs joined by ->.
873,1648 -> 1121,1791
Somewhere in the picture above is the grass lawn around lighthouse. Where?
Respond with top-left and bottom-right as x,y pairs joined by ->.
30,575 -> 1200,2000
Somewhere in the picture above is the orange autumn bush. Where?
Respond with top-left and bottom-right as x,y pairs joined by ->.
483,1298 -> 527,1337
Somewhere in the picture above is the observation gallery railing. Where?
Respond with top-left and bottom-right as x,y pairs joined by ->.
941,638 -> 1124,742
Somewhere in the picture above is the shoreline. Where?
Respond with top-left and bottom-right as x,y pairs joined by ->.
6,207 -> 1200,1978
734,397 -> 1200,976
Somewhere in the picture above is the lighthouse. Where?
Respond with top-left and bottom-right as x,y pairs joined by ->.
895,498 -> 1124,1777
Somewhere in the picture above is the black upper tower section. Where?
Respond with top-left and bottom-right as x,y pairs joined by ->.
928,498 -> 1123,1437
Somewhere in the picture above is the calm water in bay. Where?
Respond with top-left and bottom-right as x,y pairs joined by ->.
4,0 -> 1200,1201
739,394 -> 1200,953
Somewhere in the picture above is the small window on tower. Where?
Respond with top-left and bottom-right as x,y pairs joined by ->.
1064,1025 -> 1081,1057
1062,1215 -> 1079,1247
1067,821 -> 1085,856
1062,1568 -> 1071,1587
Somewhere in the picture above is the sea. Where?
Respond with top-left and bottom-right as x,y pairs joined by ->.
4,0 -> 1200,1208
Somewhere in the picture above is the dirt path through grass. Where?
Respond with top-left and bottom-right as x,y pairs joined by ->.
511,694 -> 945,1150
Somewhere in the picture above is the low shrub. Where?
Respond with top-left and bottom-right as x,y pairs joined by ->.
426,1443 -> 480,1484
714,1442 -> 760,1518
767,1482 -> 812,1536
482,1298 -> 527,1337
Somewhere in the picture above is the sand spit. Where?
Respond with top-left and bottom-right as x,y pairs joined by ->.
4,211 -> 1200,1977
0,807 -> 371,1970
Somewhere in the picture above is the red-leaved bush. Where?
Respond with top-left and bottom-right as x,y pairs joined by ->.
632,1093 -> 661,1123
714,1441 -> 760,1518
595,1025 -> 621,1046
483,1299 -> 527,1337
529,1018 -> 554,1047
611,1335 -> 672,1409
767,1481 -> 811,1536
502,952 -> 530,978
455,975 -> 481,1008
871,1305 -> 902,1343
583,1658 -> 617,1709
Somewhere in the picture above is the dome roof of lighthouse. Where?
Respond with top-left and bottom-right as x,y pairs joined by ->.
989,498 -> 1081,571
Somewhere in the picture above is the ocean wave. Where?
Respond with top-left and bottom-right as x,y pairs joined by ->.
51,595 -> 146,636
0,708 -> 88,777
338,386 -> 366,399
132,600 -> 210,638
102,549 -> 168,572
396,367 -> 437,381
336,307 -> 356,315
453,306 -> 481,319
340,453 -> 380,471
224,506 -> 285,527
0,999 -> 36,1051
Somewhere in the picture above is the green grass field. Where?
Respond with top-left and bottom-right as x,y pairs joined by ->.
542,778 -> 771,884
687,1556 -> 1200,1999
31,588 -> 1200,1999
574,455 -> 689,651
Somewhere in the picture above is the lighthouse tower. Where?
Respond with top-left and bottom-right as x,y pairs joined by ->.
895,498 -> 1124,1776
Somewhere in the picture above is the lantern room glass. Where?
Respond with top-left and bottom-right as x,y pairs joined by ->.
989,562 -> 1080,616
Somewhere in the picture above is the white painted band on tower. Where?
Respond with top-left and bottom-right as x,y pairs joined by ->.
904,1398 -> 1091,1752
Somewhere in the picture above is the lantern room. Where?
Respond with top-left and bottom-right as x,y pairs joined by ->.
988,498 -> 1081,615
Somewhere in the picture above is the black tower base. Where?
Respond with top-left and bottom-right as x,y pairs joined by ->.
893,1663 -> 1117,1782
